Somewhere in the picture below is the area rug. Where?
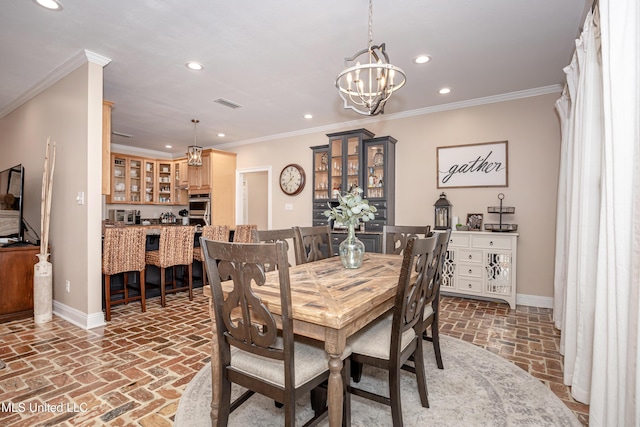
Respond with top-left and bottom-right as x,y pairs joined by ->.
175,335 -> 581,426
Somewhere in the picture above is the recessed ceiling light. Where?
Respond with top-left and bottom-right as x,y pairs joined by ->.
439,87 -> 452,95
186,61 -> 204,71
165,145 -> 172,149
304,114 -> 313,119
217,133 -> 225,137
414,55 -> 431,64
33,0 -> 63,10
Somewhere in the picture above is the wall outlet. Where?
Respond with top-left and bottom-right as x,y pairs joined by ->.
65,280 -> 70,293
284,203 -> 293,211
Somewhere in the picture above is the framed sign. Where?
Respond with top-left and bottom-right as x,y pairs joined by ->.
466,213 -> 483,231
437,141 -> 508,188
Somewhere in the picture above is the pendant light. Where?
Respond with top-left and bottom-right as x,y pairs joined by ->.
187,119 -> 202,166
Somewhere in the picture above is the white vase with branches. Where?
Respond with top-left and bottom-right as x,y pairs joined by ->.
34,137 -> 55,324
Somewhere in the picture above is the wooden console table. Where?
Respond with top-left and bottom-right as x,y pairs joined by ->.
0,245 -> 40,323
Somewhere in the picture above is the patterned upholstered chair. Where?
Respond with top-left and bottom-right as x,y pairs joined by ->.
193,225 -> 230,286
145,226 -> 195,307
382,225 -> 431,255
293,225 -> 333,265
232,224 -> 257,243
347,235 -> 440,426
201,238 -> 347,426
102,226 -> 147,321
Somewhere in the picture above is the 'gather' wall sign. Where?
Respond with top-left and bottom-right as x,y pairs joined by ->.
437,141 -> 508,188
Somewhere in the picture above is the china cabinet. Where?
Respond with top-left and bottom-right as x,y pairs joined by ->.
310,129 -> 397,252
440,230 -> 518,309
361,136 -> 396,232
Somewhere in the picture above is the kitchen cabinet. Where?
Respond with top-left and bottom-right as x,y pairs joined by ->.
188,149 -> 237,226
174,159 -> 188,205
157,161 -> 173,204
440,231 -> 518,309
188,153 -> 211,192
106,154 -> 128,203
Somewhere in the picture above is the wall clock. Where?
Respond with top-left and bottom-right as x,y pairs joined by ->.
279,164 -> 306,196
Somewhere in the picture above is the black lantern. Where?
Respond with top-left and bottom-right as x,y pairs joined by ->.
434,192 -> 452,230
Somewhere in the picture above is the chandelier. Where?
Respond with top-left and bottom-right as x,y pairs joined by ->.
186,119 -> 202,166
335,0 -> 406,116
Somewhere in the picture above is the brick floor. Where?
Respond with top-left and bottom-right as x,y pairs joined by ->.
0,292 -> 589,426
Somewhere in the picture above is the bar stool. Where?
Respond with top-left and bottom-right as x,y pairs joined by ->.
145,226 -> 195,307
102,226 -> 147,321
232,224 -> 257,243
193,225 -> 230,286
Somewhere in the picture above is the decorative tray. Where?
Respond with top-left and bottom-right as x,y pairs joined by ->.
487,206 -> 515,214
484,223 -> 518,232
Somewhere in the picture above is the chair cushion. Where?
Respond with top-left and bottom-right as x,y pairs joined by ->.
423,304 -> 434,319
230,337 -> 348,389
347,313 -> 416,360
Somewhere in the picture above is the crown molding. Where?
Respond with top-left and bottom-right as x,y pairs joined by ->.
215,85 -> 564,150
0,49 -> 112,118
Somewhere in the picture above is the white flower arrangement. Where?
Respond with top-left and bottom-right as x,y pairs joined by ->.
324,187 -> 377,226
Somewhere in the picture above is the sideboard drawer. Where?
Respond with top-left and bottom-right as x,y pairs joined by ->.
448,233 -> 470,248
458,249 -> 482,263
458,279 -> 482,293
472,235 -> 513,250
458,264 -> 483,278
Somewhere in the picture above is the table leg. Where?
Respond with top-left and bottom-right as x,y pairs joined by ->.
327,352 -> 343,427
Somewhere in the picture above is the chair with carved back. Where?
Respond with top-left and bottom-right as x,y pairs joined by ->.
347,235 -> 440,426
232,224 -> 257,243
382,225 -> 431,255
102,226 -> 147,321
193,225 -> 230,287
293,225 -> 333,265
420,229 -> 451,369
145,226 -> 195,307
201,238 -> 350,427
251,228 -> 298,271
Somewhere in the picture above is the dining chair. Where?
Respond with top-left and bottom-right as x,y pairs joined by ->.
232,224 -> 257,243
102,226 -> 147,321
420,229 -> 452,369
145,226 -> 195,307
347,235 -> 440,426
193,225 -> 230,287
251,228 -> 298,271
201,238 -> 349,427
293,225 -> 333,265
382,224 -> 431,255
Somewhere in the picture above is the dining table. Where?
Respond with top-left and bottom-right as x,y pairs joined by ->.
202,251 -> 406,427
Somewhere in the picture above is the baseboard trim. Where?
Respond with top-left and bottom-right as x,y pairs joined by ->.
516,293 -> 554,309
52,300 -> 106,330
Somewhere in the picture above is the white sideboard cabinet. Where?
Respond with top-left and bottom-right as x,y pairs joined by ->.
440,230 -> 518,309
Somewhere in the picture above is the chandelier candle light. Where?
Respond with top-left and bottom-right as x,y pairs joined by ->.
335,0 -> 407,115
187,119 -> 203,166
324,187 -> 377,268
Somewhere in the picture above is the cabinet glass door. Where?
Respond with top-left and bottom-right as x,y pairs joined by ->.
158,162 -> 172,204
129,158 -> 142,203
363,142 -> 385,199
144,160 -> 155,203
313,149 -> 329,200
345,136 -> 360,193
329,137 -> 343,196
112,155 -> 127,202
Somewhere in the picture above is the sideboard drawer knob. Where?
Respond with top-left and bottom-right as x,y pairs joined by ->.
490,241 -> 494,246
468,269 -> 473,274
468,254 -> 472,259
468,283 -> 473,288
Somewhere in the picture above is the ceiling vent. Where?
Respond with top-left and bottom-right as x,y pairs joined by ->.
112,131 -> 133,138
213,98 -> 243,109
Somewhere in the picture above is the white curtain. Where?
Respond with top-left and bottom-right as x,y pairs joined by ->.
554,0 -> 640,425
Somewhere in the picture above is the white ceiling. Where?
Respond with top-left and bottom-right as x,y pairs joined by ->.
1,0 -> 590,156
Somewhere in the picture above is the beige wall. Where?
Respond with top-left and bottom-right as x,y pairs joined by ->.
230,93 -> 562,300
0,60 -> 105,327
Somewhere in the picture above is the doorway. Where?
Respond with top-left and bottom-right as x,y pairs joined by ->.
236,167 -> 272,229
